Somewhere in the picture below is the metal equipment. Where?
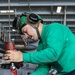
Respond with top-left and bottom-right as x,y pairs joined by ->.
5,39 -> 18,75
3,0 -> 21,75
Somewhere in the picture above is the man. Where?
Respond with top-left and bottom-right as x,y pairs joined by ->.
2,13 -> 75,75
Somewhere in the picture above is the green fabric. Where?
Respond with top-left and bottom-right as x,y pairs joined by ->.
37,14 -> 43,20
29,64 -> 50,75
23,23 -> 75,75
19,16 -> 26,28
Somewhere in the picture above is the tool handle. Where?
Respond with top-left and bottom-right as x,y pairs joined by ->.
5,41 -> 15,50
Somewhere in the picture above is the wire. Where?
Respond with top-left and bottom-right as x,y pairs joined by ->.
27,0 -> 32,12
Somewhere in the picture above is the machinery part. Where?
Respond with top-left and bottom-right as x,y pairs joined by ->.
10,63 -> 18,75
16,45 -> 37,51
5,41 -> 23,75
5,41 -> 15,50
1,62 -> 23,69
5,41 -> 18,75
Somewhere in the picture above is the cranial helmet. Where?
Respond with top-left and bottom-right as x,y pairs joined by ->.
12,12 -> 43,33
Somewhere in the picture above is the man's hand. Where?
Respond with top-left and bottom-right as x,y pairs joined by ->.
2,50 -> 23,63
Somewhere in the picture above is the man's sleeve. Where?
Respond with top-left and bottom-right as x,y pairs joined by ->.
22,24 -> 65,64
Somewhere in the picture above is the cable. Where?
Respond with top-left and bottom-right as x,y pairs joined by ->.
27,0 -> 32,12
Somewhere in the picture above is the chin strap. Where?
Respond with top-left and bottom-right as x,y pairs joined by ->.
35,28 -> 40,39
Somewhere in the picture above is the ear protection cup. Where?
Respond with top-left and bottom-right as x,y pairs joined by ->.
28,13 -> 39,24
12,15 -> 21,29
21,12 -> 43,24
13,16 -> 18,29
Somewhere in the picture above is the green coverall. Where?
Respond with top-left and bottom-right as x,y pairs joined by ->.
23,23 -> 75,75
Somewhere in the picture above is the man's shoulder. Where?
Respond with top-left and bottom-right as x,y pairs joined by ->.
49,22 -> 64,26
46,22 -> 68,29
43,22 -> 69,32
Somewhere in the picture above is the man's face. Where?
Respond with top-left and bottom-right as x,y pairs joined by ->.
21,24 -> 38,41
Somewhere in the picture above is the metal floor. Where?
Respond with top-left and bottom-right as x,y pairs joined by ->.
0,63 -> 37,75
